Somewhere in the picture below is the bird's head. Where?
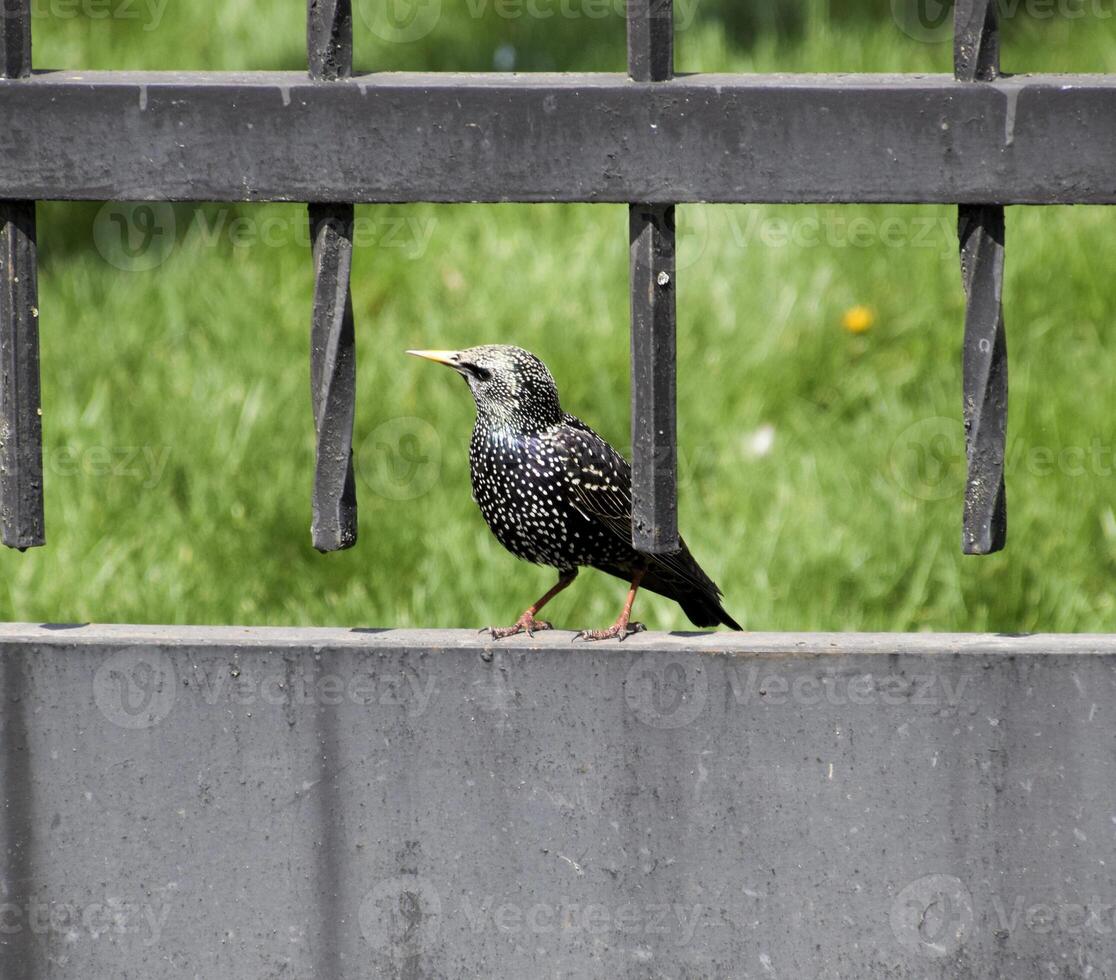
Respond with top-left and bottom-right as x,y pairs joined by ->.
408,344 -> 563,430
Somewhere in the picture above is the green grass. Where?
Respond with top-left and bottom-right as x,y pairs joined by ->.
3,2 -> 1115,631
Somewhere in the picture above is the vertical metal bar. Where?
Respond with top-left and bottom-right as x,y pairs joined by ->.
629,205 -> 677,553
308,0 -> 352,81
628,0 -> 678,553
1,0 -> 31,79
308,205 -> 357,552
0,0 -> 44,551
307,0 -> 357,552
954,0 -> 999,82
627,0 -> 672,84
955,0 -> 1007,555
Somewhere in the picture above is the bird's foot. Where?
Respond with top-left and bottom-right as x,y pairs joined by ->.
574,621 -> 646,643
483,614 -> 554,640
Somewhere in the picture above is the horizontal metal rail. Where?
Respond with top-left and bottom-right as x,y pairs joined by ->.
0,72 -> 1113,205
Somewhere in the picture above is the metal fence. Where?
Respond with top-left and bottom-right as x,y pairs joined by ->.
1,0 -> 1114,559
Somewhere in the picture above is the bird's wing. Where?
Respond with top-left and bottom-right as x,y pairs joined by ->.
559,415 -> 633,538
559,416 -> 722,595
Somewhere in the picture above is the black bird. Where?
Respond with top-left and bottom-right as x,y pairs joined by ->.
408,345 -> 741,640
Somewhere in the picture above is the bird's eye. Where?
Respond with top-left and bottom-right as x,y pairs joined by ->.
467,364 -> 492,382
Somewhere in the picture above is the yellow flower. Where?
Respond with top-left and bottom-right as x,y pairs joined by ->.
842,305 -> 875,334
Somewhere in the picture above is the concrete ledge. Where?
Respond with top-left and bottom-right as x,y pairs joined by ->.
2,625 -> 1115,979
4,621 -> 1116,653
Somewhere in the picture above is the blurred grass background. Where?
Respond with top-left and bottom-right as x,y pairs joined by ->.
3,0 -> 1115,631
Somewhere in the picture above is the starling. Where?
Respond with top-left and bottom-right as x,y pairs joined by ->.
408,345 -> 742,640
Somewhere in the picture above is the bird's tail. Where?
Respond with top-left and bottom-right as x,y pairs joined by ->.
599,546 -> 743,631
676,588 -> 743,631
639,562 -> 743,631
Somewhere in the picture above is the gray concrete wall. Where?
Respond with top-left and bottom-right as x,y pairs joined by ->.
1,624 -> 1115,979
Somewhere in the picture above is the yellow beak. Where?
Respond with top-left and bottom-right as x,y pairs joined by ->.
406,349 -> 460,367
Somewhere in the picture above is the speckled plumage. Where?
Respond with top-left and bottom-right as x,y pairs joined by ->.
410,344 -> 740,635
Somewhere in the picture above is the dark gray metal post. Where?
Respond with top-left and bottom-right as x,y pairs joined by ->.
308,0 -> 352,81
955,0 -> 1007,555
628,0 -> 678,553
307,0 -> 357,552
626,0 -> 672,84
0,0 -> 43,551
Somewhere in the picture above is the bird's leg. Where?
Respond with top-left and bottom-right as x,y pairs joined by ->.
486,569 -> 578,640
576,568 -> 648,642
